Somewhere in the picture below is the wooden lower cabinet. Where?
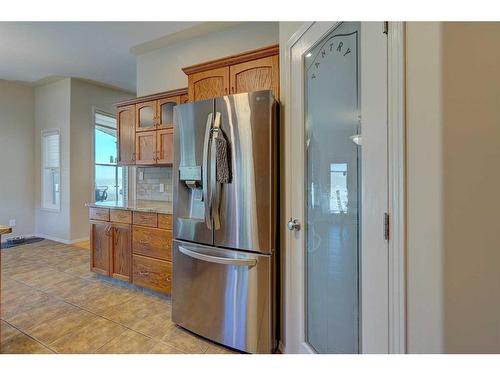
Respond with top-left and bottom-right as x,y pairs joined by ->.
111,223 -> 132,282
132,226 -> 172,261
132,254 -> 172,294
89,210 -> 173,294
90,220 -> 111,276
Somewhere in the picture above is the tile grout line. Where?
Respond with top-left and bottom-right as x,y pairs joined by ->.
2,241 -> 215,354
1,318 -> 57,354
4,271 -> 188,354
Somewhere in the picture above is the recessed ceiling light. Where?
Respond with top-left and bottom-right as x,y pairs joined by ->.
306,52 -> 312,58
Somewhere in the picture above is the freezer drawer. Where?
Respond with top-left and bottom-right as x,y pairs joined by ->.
172,240 -> 276,353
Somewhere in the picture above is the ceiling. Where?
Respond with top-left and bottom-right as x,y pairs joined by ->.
0,22 -> 204,92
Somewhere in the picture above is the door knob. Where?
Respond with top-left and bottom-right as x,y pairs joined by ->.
287,218 -> 301,231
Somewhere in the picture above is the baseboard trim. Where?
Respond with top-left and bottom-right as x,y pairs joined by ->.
32,233 -> 89,245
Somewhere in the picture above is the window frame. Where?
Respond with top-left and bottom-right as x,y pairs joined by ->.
92,108 -> 127,203
41,128 -> 61,212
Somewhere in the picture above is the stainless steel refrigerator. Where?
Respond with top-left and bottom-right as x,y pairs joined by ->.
172,90 -> 278,354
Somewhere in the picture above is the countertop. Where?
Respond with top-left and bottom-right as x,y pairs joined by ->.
0,225 -> 12,235
86,200 -> 172,215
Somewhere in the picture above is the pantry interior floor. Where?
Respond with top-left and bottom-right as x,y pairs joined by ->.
0,239 -> 235,354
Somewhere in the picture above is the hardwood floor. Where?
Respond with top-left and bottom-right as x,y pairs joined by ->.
0,239 -> 235,354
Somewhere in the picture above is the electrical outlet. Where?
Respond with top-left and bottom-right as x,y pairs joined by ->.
139,170 -> 144,181
9,219 -> 16,227
159,183 -> 165,193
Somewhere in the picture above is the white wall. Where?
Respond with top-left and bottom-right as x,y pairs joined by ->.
136,22 -> 279,96
69,79 -> 132,241
34,78 -> 72,242
0,80 -> 35,239
406,22 -> 444,353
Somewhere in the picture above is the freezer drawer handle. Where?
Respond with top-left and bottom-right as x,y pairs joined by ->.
179,246 -> 257,267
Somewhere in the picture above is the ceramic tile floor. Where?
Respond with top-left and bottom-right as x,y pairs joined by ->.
0,239 -> 235,354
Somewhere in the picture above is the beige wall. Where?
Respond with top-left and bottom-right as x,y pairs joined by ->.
442,22 -> 500,353
0,80 -> 35,239
136,22 -> 279,96
34,78 -> 131,243
69,79 -> 132,241
34,78 -> 72,242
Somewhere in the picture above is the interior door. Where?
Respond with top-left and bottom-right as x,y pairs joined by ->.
285,22 -> 389,354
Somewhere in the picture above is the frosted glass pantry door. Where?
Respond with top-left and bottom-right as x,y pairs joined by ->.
304,22 -> 361,354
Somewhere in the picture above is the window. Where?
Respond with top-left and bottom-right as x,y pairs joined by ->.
94,111 -> 127,202
42,130 -> 61,210
329,163 -> 348,214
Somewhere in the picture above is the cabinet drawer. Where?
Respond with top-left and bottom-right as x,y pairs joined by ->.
110,209 -> 132,224
89,207 -> 110,221
132,254 -> 172,294
158,214 -> 173,230
132,226 -> 172,261
132,211 -> 158,227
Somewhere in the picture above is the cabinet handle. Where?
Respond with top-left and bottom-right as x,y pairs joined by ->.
225,88 -> 228,94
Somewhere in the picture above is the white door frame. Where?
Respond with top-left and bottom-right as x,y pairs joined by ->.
282,21 -> 406,354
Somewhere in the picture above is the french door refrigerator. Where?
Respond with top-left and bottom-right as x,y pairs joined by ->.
172,90 -> 278,354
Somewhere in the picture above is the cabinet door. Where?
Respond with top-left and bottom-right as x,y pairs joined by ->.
132,254 -> 172,294
111,223 -> 131,282
156,128 -> 174,165
157,96 -> 180,129
229,55 -> 279,98
135,100 -> 158,132
135,130 -> 157,165
117,105 -> 135,165
188,67 -> 230,102
90,220 -> 111,275
180,93 -> 189,104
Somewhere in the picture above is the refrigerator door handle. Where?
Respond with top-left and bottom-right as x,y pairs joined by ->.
178,246 -> 257,267
211,112 -> 222,230
202,112 -> 213,229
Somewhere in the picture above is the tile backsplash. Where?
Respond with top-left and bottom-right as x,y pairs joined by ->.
136,167 -> 172,201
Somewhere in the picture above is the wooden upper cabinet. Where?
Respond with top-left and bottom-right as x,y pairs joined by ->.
180,93 -> 189,104
135,130 -> 157,165
188,67 -> 230,102
157,96 -> 180,129
157,128 -> 174,165
230,55 -> 279,97
117,105 -> 135,165
136,100 -> 157,132
183,45 -> 279,102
